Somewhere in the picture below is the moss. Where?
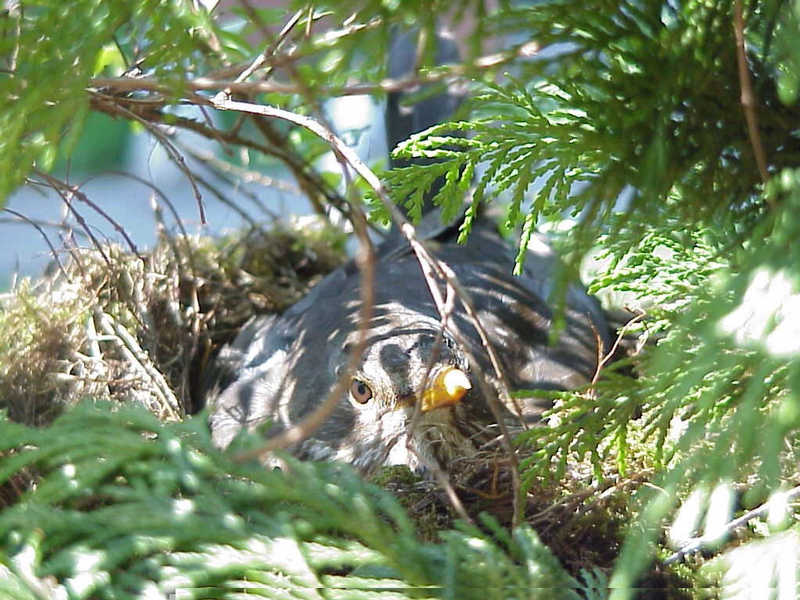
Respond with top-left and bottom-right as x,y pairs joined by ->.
0,218 -> 347,427
370,465 -> 456,542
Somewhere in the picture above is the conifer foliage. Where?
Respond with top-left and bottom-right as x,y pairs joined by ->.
1,1 -> 800,598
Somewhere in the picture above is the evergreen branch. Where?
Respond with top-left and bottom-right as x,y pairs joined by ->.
0,403 -> 579,598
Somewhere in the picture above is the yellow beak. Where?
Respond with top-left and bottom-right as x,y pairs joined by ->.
420,366 -> 471,412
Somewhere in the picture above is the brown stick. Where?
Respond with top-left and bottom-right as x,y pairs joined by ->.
2,208 -> 71,281
233,202 -> 376,461
89,40 -> 539,98
734,0 -> 770,192
206,95 -> 523,526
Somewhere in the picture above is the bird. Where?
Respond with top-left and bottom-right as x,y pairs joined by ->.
207,30 -> 612,475
207,208 -> 612,475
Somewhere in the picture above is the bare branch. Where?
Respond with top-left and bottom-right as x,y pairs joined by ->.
88,40 -> 539,98
35,170 -> 142,258
95,309 -> 183,421
665,483 -> 800,565
2,208 -> 71,281
89,97 -> 208,224
210,95 -> 521,526
233,201 -> 377,462
734,0 -> 771,194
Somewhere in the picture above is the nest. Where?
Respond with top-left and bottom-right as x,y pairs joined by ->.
0,218 -> 347,426
0,218 -> 686,590
372,445 -> 636,575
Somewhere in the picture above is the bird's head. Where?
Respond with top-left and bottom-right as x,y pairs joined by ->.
303,317 -> 478,474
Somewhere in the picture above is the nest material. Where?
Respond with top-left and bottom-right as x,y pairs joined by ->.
0,218 -> 347,426
373,450 -> 632,572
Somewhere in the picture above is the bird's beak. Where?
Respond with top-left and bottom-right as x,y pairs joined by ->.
420,366 -> 471,412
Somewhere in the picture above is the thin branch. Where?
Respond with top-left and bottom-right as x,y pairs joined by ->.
184,170 -> 259,228
591,309 -> 645,386
91,97 -> 208,224
201,12 -> 384,83
33,176 -> 112,268
181,144 -> 299,198
403,280 -> 475,524
35,170 -> 142,258
95,309 -> 183,421
100,170 -> 201,282
211,95 -> 521,526
733,0 -> 770,192
2,208 -> 71,281
89,92 -> 353,221
234,7 -> 304,84
233,200 -> 376,461
178,145 -> 284,219
88,39 -> 539,98
665,484 -> 800,565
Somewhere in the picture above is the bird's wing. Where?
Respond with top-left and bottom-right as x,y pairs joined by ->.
207,265 -> 363,449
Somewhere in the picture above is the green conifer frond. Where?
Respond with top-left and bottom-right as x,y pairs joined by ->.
0,402 -> 580,599
2,0 -> 800,596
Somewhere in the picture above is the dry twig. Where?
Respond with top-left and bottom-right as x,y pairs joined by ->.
94,309 -> 183,421
89,39 -> 539,99
665,483 -> 800,564
207,95 -> 521,526
733,0 -> 771,192
232,201 -> 377,462
2,208 -> 71,281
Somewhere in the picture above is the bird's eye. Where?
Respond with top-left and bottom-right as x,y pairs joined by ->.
350,379 -> 373,404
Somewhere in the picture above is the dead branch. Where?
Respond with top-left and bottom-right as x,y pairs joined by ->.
2,208 -> 71,281
94,309 -> 183,421
733,0 -> 770,191
207,95 -> 520,526
665,483 -> 800,565
88,39 -> 539,99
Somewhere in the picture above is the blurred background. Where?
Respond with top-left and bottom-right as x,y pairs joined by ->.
0,96 -> 390,289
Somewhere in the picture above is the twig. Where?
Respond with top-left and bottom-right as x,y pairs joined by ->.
35,170 -> 142,258
183,170 -> 259,228
591,309 -> 645,386
233,201 -> 376,462
398,229 -> 525,525
210,95 -> 520,525
89,92 -> 353,221
245,115 -> 348,220
228,8 -> 305,138
227,43 -> 383,458
94,99 -> 207,224
665,484 -> 800,564
234,7 -> 304,84
2,208 -> 71,281
36,176 -> 112,268
6,0 -> 21,72
179,146 -> 279,218
733,0 -> 771,193
181,144 -> 298,199
95,309 -> 183,421
100,170 -> 200,280
0,216 -> 88,240
88,39 -> 539,98
397,208 -> 474,523
201,15 -> 385,83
